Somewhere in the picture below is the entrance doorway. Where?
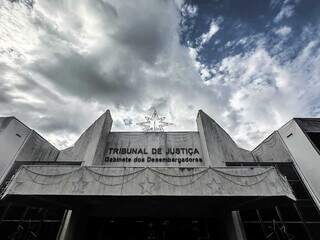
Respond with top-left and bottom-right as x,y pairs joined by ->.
86,218 -> 226,240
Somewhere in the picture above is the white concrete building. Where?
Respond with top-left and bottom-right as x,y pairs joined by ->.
0,110 -> 319,240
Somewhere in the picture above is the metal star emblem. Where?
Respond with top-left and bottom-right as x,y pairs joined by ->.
137,109 -> 173,132
72,175 -> 88,193
139,177 -> 156,194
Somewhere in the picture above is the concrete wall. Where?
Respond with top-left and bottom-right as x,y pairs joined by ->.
6,165 -> 294,199
252,131 -> 293,163
196,110 -> 254,166
57,110 -> 112,165
56,109 -> 256,168
104,132 -> 205,167
0,117 -> 61,185
14,130 -> 59,162
1,110 -> 256,170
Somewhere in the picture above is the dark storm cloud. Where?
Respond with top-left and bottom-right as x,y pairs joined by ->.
0,65 -> 11,104
23,0 -> 182,109
1,0 -> 320,150
0,86 -> 12,104
31,50 -> 145,105
1,0 -> 187,148
15,73 -> 65,104
148,97 -> 170,113
36,115 -> 81,133
111,10 -> 175,64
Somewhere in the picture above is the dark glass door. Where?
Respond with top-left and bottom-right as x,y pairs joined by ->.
86,218 -> 226,240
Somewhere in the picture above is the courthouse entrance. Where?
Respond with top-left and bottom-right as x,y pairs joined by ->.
3,165 -> 296,240
86,218 -> 226,240
0,110 -> 301,239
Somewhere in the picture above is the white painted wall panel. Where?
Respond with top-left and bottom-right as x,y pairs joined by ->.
0,117 -> 31,182
279,120 -> 320,208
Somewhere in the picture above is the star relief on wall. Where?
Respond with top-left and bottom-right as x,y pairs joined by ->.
72,172 -> 89,193
137,109 -> 173,132
139,177 -> 156,194
206,176 -> 222,193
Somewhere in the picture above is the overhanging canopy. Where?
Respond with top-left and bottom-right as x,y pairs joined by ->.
2,165 -> 295,217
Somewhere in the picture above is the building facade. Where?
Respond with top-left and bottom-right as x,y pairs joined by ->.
0,110 -> 319,240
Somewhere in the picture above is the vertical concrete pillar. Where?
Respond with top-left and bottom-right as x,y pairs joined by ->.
57,210 -> 74,240
224,211 -> 247,240
196,110 -> 253,166
196,111 -> 212,167
58,110 -> 113,166
82,110 -> 113,166
57,209 -> 89,240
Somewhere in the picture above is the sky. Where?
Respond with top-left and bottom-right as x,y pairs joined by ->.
0,0 -> 320,150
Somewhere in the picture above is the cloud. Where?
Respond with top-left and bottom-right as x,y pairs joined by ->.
1,0 -> 320,152
200,20 -> 220,45
195,29 -> 320,147
123,118 -> 133,126
274,26 -> 292,37
0,0 -> 211,148
181,4 -> 198,18
274,2 -> 295,23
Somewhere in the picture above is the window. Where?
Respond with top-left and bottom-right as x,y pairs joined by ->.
239,163 -> 320,240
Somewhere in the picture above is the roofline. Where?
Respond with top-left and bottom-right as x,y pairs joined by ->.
109,131 -> 199,133
293,117 -> 320,121
0,115 -> 59,150
0,116 -> 31,130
